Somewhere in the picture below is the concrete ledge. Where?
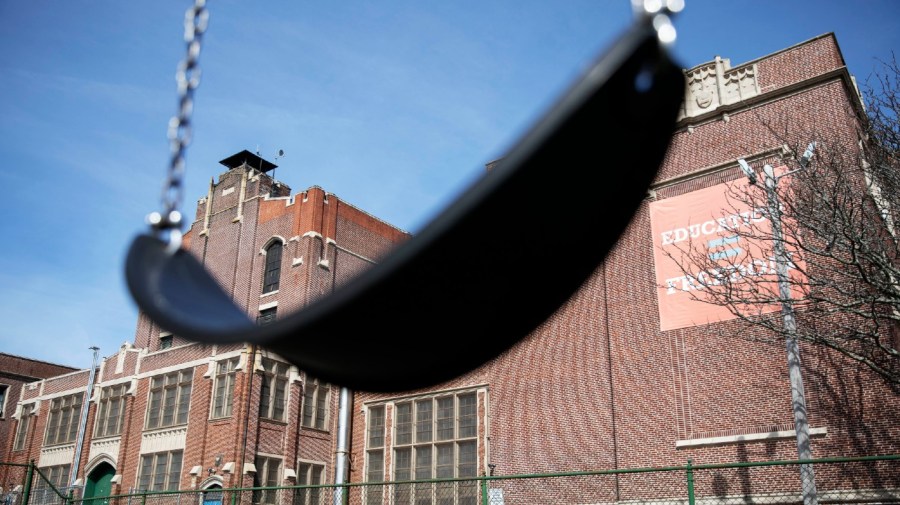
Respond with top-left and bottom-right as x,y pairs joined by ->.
676,427 -> 827,448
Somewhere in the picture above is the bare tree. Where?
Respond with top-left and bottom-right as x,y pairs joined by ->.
662,56 -> 900,388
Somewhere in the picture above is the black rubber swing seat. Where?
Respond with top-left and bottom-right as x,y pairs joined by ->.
125,20 -> 685,392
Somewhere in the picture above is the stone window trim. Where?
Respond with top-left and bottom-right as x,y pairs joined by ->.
293,460 -> 326,505
93,383 -> 128,439
258,358 -> 290,422
44,393 -> 84,446
210,357 -> 241,419
252,454 -> 282,505
145,369 -> 193,430
13,402 -> 36,451
260,237 -> 286,295
301,376 -> 330,431
137,449 -> 184,491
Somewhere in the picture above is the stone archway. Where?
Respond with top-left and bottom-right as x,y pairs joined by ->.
201,483 -> 223,505
83,463 -> 115,505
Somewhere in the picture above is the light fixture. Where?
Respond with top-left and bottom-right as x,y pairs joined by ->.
799,141 -> 816,168
738,158 -> 757,185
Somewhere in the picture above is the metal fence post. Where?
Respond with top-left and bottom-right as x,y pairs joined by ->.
21,461 -> 34,505
686,459 -> 695,505
480,477 -> 489,505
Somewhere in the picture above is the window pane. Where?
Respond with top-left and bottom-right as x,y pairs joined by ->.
458,394 -> 477,438
139,457 -> 152,490
415,447 -> 432,480
162,387 -> 176,425
153,454 -> 167,490
395,403 -> 412,445
435,444 -> 454,479
394,448 -> 411,481
259,376 -> 272,417
168,451 -> 182,490
367,407 -> 384,448
415,400 -> 433,443
177,383 -> 192,424
436,398 -> 453,441
315,386 -> 327,430
273,378 -> 286,421
366,450 -> 384,482
457,441 -> 476,477
302,386 -> 314,427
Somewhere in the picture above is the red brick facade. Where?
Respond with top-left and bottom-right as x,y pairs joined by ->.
0,354 -> 77,464
3,33 -> 898,503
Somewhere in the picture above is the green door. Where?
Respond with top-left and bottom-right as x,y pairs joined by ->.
84,463 -> 115,505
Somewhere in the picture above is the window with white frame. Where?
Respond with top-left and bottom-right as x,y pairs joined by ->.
392,392 -> 478,505
146,369 -> 193,430
364,405 -> 385,505
252,456 -> 281,505
301,377 -> 329,430
259,358 -> 289,421
262,241 -> 283,294
44,393 -> 83,446
13,403 -> 34,451
292,461 -> 324,505
212,358 -> 240,419
94,383 -> 127,438
138,450 -> 183,491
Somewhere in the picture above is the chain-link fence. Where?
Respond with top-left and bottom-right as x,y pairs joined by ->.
4,455 -> 898,505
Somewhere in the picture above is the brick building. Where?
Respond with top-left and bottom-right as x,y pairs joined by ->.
3,32 -> 899,504
2,153 -> 409,502
0,354 -> 77,464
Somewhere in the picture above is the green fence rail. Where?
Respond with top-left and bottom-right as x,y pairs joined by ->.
3,455 -> 898,505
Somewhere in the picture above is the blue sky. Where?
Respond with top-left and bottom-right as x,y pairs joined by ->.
1,1 -> 898,369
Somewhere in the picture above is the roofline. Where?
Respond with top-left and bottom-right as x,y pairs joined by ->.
0,352 -> 79,371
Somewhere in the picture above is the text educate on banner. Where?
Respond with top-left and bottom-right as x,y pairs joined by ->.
648,169 -> 803,331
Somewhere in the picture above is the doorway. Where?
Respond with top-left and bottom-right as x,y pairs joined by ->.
83,463 -> 115,505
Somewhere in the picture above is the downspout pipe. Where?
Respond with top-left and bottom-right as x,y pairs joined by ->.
71,346 -> 100,487
333,387 -> 351,505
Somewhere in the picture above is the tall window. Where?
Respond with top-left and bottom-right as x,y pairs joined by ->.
259,359 -> 289,421
44,393 -> 83,445
146,369 -> 193,430
13,403 -> 34,451
253,456 -> 281,505
365,406 -> 385,505
95,383 -> 127,438
138,450 -> 183,491
301,378 -> 329,430
212,358 -> 239,419
293,462 -> 324,505
0,384 -> 8,417
34,464 -> 71,500
262,242 -> 282,293
391,392 -> 478,505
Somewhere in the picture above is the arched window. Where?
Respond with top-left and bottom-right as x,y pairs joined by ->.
262,242 -> 282,293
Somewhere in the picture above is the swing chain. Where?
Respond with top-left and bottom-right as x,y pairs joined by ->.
148,0 -> 209,242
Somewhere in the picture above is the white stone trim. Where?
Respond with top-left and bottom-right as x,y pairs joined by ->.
39,444 -> 75,467
140,426 -> 188,453
676,427 -> 827,448
88,437 -> 121,467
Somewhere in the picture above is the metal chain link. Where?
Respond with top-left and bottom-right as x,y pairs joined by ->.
149,0 -> 209,237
